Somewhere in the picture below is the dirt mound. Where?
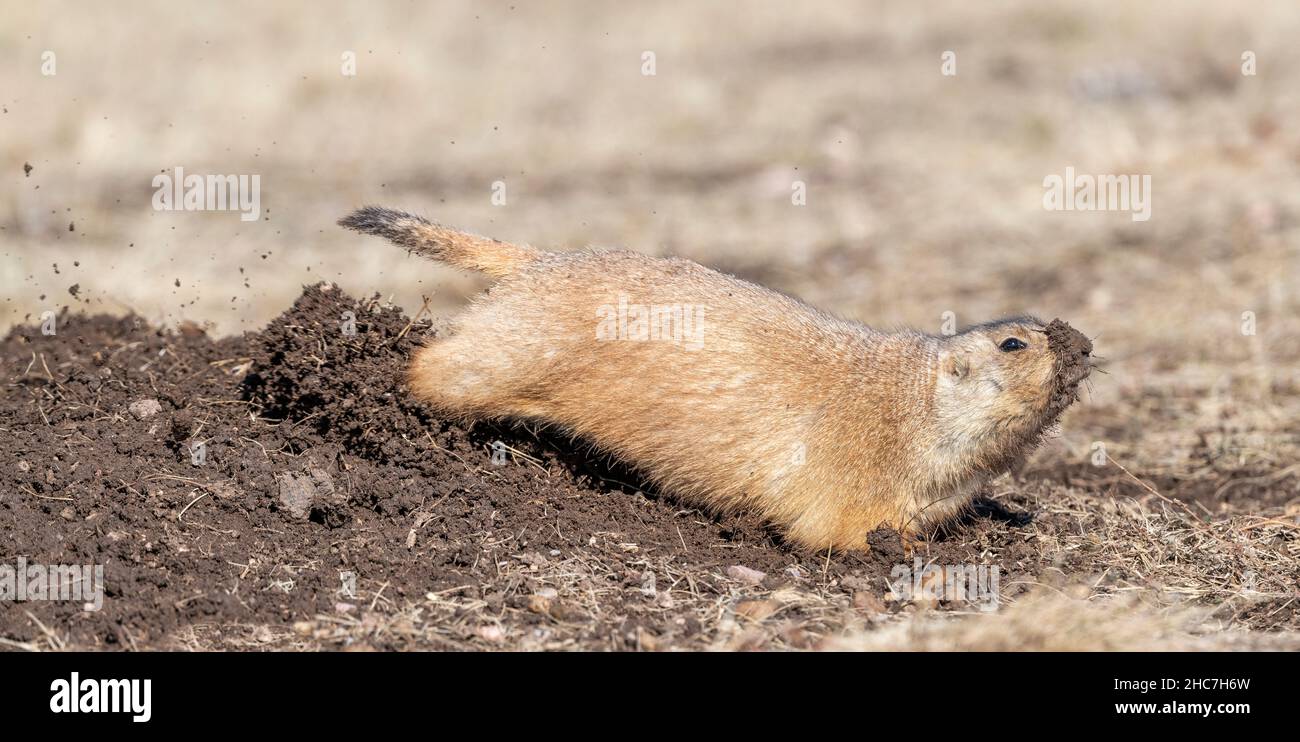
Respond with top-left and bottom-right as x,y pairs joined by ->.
5,286 -> 1292,650
2,284 -> 1043,650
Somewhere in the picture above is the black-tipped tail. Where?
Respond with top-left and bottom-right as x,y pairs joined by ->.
338,206 -> 431,249
337,205 -> 544,278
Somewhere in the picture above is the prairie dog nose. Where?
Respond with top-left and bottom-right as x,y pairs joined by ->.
1046,318 -> 1091,359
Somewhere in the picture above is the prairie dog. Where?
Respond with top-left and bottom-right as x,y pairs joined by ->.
340,206 -> 1092,551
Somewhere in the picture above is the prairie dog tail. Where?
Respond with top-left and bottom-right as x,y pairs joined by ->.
338,205 -> 544,279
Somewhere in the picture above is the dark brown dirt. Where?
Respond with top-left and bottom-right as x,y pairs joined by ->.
0,284 -> 1045,649
0,287 -> 1288,650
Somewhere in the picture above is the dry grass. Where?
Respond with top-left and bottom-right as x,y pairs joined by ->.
829,593 -> 1300,652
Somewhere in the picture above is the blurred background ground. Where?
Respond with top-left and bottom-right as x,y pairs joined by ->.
1,0 -> 1297,649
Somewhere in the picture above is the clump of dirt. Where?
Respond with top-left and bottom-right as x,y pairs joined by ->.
0,284 -> 1042,650
1043,317 -> 1092,421
1044,318 -> 1093,360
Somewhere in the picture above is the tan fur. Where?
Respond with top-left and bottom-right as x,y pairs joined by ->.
338,206 -> 540,278
340,206 -> 1091,552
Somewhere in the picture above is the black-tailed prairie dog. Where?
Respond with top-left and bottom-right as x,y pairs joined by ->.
340,206 -> 1093,552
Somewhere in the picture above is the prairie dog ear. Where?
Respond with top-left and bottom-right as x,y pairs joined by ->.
944,353 -> 970,380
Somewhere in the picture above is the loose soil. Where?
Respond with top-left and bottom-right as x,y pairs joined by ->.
0,285 -> 1293,650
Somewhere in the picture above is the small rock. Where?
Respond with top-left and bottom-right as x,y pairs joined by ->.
475,625 -> 505,642
275,467 -> 339,520
276,473 -> 315,519
128,399 -> 163,420
535,586 -> 558,600
726,565 -> 767,585
16,460 -> 30,473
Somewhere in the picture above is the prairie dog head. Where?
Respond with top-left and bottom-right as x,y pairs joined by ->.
933,316 -> 1092,467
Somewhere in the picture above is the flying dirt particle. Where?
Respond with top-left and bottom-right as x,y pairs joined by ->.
68,284 -> 80,297
73,261 -> 79,267
52,263 -> 59,274
68,222 -> 75,232
23,162 -> 32,177
174,278 -> 180,287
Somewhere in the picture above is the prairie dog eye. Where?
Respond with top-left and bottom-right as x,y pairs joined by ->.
998,337 -> 1027,352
